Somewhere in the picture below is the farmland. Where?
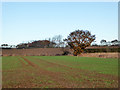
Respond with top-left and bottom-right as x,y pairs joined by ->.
2,56 -> 118,88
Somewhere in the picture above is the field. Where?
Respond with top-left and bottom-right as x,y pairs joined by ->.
2,56 -> 118,88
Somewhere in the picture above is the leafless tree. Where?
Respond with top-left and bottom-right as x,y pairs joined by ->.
64,30 -> 96,56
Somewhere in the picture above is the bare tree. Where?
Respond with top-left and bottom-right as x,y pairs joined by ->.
64,30 -> 96,56
52,35 -> 63,48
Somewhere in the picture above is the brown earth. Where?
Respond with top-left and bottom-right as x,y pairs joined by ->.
1,48 -> 119,58
2,48 -> 65,56
78,53 -> 119,58
2,56 -> 118,88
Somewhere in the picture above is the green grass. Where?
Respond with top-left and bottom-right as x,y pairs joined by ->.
2,56 -> 118,88
2,56 -> 118,75
29,56 -> 118,75
2,56 -> 22,70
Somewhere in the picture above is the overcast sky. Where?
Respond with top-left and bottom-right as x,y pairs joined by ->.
2,2 -> 118,45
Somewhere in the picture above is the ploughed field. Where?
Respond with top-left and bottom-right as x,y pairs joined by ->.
2,56 -> 118,88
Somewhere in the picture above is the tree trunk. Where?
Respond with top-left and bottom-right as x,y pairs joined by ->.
73,51 -> 77,56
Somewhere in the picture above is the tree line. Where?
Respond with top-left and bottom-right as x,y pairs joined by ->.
1,29 -> 119,56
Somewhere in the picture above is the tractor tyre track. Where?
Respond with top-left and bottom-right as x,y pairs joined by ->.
17,57 -> 27,67
29,57 -> 118,88
31,57 -> 118,80
3,56 -> 118,88
19,57 -> 76,87
21,56 -> 36,67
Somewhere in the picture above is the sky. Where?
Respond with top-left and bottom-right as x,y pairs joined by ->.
2,2 -> 118,45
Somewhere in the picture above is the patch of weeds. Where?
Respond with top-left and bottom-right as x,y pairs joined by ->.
99,72 -> 102,74
112,80 -> 115,83
66,75 -> 84,83
38,81 -> 42,84
48,80 -> 54,84
43,80 -> 47,82
88,78 -> 99,82
3,80 -> 19,86
104,80 -> 112,86
2,80 -> 11,85
46,67 -> 67,73
31,73 -> 34,76
33,80 -> 42,84
81,75 -> 89,80
45,86 -> 49,88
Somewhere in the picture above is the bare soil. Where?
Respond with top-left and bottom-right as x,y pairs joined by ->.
78,53 -> 119,58
2,56 -> 118,88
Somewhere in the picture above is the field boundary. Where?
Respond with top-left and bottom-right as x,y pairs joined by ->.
2,48 -> 119,58
78,53 -> 119,58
